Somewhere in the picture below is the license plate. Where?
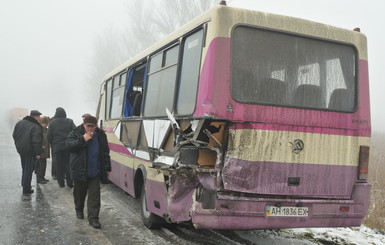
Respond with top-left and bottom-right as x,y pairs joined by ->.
266,206 -> 309,217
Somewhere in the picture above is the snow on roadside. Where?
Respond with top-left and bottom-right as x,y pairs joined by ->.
285,225 -> 385,245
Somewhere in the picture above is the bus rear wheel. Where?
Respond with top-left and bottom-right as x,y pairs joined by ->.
140,184 -> 162,229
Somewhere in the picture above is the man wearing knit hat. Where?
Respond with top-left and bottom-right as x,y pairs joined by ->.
12,110 -> 43,195
82,113 -> 91,120
66,115 -> 111,229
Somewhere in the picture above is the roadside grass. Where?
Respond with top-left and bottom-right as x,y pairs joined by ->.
364,135 -> 385,230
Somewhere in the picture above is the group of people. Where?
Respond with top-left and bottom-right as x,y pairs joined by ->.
12,108 -> 111,229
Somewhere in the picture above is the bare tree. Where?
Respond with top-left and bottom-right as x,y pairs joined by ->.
123,0 -> 159,52
85,27 -> 131,104
86,0 -> 219,105
153,0 -> 218,35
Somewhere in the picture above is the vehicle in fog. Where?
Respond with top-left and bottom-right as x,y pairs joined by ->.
8,107 -> 28,128
96,4 -> 371,229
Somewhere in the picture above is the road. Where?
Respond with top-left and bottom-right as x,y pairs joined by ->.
0,122 -> 318,245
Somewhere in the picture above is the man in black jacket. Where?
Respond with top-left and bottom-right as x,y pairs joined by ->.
47,107 -> 76,188
12,110 -> 43,195
66,115 -> 111,229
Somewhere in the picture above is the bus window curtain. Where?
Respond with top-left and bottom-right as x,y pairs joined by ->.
123,69 -> 135,117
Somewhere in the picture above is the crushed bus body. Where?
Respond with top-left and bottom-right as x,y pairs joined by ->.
96,4 -> 371,230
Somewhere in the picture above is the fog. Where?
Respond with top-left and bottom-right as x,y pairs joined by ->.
0,0 -> 129,125
0,0 -> 384,131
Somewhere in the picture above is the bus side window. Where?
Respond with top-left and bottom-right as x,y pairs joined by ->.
110,73 -> 126,119
176,29 -> 204,115
124,64 -> 146,117
105,79 -> 113,120
144,45 -> 179,117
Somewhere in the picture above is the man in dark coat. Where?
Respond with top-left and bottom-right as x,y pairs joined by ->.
36,116 -> 50,184
47,107 -> 76,188
66,115 -> 111,229
12,110 -> 43,195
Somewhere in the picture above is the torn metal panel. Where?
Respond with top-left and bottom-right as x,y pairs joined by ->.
197,148 -> 217,166
173,119 -> 227,167
197,172 -> 216,191
167,168 -> 199,222
135,150 -> 151,161
162,128 -> 175,152
138,122 -> 148,147
143,118 -> 228,170
168,168 -> 199,200
154,155 -> 174,166
120,120 -> 141,148
167,167 -> 218,222
113,121 -> 121,139
143,120 -> 154,147
154,120 -> 170,148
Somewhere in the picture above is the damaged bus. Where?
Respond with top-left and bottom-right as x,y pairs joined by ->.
96,4 -> 371,229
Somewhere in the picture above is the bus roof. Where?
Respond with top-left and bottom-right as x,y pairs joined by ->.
103,5 -> 367,81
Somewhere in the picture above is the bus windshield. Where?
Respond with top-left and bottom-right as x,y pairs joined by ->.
231,25 -> 357,112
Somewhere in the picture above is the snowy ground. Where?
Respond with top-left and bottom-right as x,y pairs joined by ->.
286,226 -> 385,245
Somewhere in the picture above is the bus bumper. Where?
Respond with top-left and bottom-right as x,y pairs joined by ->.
191,183 -> 370,230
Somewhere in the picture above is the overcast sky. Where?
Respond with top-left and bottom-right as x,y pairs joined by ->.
0,0 -> 384,131
0,0 -> 128,125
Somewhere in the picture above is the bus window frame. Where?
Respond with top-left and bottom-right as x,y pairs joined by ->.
230,24 -> 359,113
109,70 -> 128,120
105,78 -> 113,121
105,68 -> 128,121
123,61 -> 147,118
104,24 -> 207,121
143,42 -> 180,118
175,27 -> 205,117
141,25 -> 206,119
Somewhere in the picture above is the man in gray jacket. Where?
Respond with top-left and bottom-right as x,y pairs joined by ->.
12,110 -> 43,195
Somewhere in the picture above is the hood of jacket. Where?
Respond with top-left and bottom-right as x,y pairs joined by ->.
54,107 -> 66,118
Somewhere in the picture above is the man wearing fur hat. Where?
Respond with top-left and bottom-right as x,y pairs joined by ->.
66,115 -> 111,229
47,107 -> 76,188
12,110 -> 43,195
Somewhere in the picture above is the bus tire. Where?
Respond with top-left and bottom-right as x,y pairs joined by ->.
140,184 -> 162,229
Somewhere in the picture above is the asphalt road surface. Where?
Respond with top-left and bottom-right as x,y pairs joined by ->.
0,122 -> 317,245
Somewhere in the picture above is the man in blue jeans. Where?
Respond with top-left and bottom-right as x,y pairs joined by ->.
12,110 -> 43,195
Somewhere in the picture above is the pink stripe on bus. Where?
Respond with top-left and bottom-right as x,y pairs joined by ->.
105,127 -> 114,133
195,37 -> 371,137
108,142 -> 133,156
